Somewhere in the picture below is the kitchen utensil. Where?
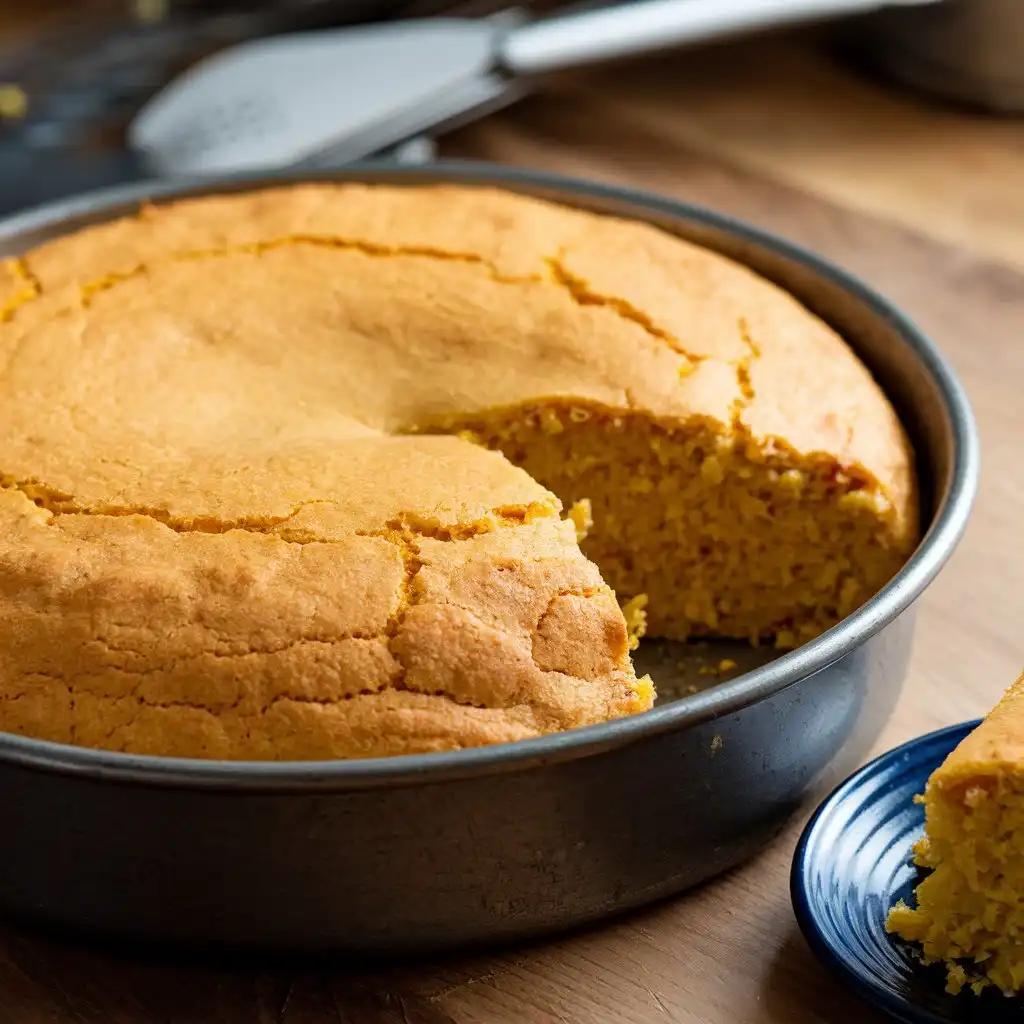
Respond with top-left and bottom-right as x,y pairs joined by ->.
792,720 -> 1012,1024
0,162 -> 977,953
128,0 -> 941,176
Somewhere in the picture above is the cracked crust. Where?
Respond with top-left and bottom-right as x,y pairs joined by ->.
0,487 -> 642,757
0,258 -> 37,323
4,184 -> 911,509
0,182 -> 915,759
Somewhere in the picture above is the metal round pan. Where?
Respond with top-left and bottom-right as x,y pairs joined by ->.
0,162 -> 978,953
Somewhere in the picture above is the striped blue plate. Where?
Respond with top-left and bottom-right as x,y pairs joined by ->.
791,719 -> 1024,1023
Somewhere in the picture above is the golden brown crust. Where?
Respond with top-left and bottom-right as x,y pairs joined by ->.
0,486 -> 640,757
927,671 -> 1024,792
0,257 -> 36,322
10,184 -> 914,506
0,182 -> 916,759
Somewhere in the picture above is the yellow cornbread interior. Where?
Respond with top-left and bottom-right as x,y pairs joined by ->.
447,408 -> 908,644
0,182 -> 917,760
888,672 -> 1024,996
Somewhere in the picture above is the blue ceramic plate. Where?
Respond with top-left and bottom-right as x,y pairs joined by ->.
791,719 -> 1024,1024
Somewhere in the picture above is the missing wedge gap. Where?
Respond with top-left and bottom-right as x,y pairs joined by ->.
427,398 -> 910,647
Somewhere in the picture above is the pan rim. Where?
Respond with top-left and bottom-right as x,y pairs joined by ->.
0,159 -> 979,790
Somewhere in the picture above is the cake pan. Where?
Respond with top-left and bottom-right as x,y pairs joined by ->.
0,163 -> 978,953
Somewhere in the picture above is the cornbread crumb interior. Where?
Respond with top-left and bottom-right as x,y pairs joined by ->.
887,670 -> 1024,996
0,183 -> 917,760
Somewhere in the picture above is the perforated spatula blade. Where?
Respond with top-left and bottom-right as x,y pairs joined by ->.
128,16 -> 514,175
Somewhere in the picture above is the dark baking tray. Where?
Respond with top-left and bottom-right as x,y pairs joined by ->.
0,162 -> 978,953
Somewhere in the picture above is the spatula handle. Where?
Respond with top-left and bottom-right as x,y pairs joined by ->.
499,0 -> 942,77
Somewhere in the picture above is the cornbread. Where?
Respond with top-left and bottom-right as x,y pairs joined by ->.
888,670 -> 1024,995
0,183 -> 917,760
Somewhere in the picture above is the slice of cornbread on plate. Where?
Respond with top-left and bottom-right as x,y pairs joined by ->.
888,670 -> 1024,995
0,183 -> 916,760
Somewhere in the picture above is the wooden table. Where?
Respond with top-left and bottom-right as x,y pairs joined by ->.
2,24 -> 1024,1024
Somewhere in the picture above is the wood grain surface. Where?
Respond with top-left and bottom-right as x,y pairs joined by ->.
543,36 -> 1024,271
1,29 -> 1023,1024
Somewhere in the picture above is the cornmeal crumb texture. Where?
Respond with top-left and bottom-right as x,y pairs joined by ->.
887,671 -> 1024,996
0,183 -> 917,760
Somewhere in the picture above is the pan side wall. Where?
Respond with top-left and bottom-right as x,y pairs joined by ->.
0,611 -> 912,953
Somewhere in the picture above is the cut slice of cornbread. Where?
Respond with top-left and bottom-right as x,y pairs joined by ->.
887,670 -> 1024,995
0,183 -> 917,760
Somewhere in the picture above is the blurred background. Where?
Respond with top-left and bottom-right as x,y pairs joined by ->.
0,0 -> 1022,266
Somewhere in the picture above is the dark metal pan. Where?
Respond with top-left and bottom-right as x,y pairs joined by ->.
0,162 -> 978,954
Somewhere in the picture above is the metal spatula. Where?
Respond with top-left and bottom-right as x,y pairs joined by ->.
129,0 -> 939,177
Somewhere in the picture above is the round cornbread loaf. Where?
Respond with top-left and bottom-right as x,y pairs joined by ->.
0,183 -> 917,760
